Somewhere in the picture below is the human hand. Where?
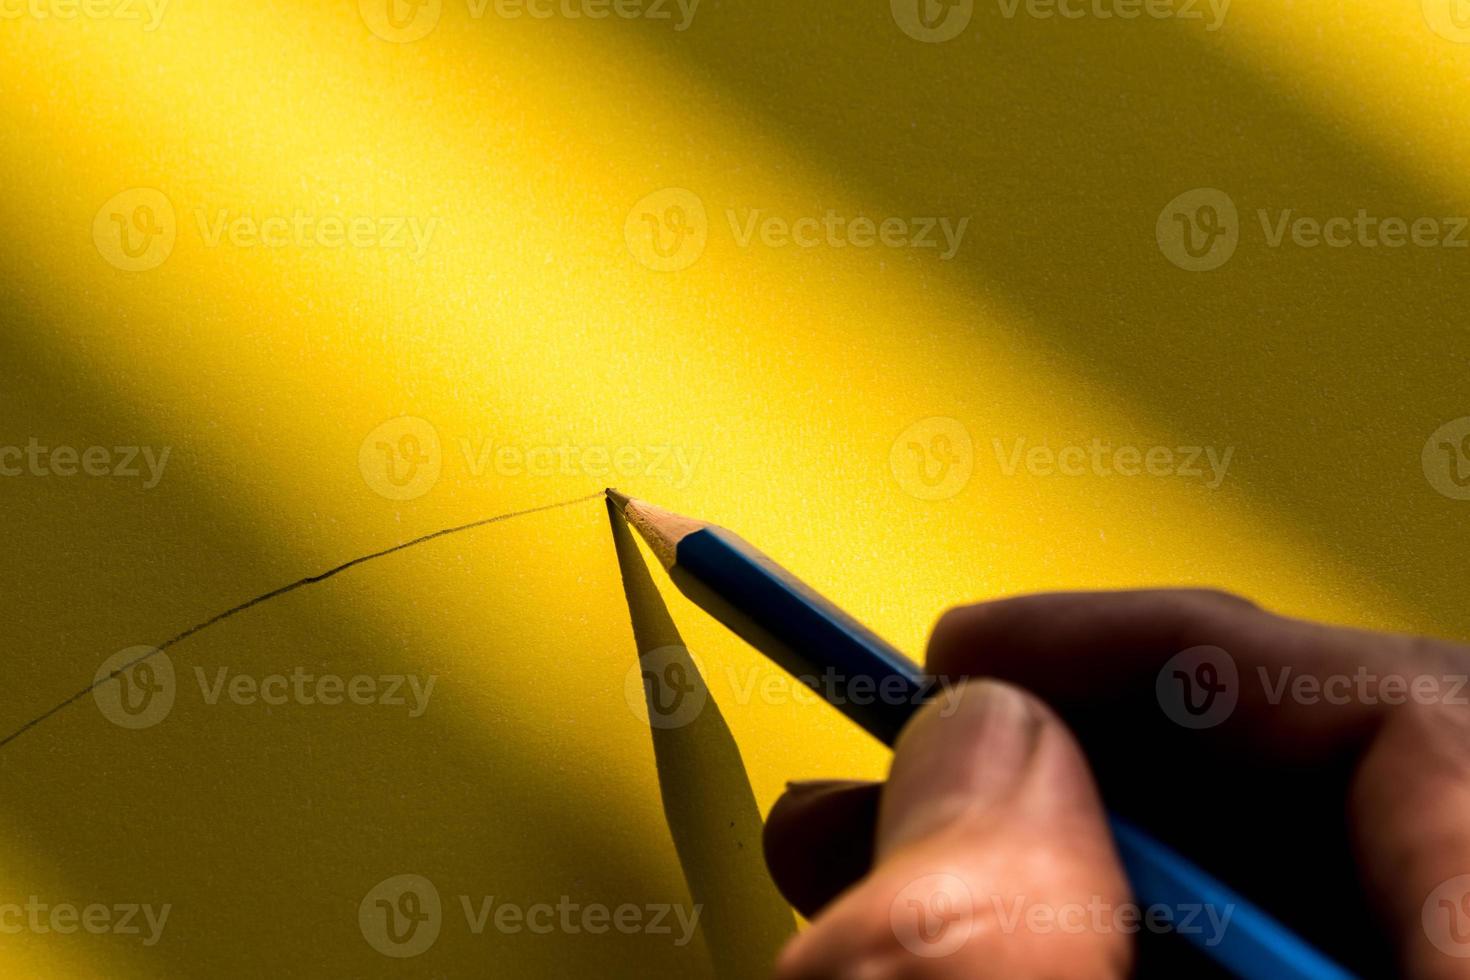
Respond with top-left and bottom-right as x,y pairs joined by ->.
763,589 -> 1470,978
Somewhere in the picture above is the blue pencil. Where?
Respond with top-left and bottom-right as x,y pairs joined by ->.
607,490 -> 1356,980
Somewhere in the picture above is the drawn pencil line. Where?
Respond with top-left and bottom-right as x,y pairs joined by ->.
0,490 -> 607,751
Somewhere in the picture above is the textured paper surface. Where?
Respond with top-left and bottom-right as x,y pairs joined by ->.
1,1 -> 1468,976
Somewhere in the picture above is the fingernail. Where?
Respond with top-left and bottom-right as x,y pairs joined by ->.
879,680 -> 1044,854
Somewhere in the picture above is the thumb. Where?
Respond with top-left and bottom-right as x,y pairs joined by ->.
775,680 -> 1133,980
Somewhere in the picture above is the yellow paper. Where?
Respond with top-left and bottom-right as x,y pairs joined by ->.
1,0 -> 1467,975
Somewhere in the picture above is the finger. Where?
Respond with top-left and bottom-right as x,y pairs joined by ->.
927,588 -> 1417,758
775,680 -> 1134,980
763,780 -> 882,919
925,589 -> 1470,974
1353,701 -> 1470,980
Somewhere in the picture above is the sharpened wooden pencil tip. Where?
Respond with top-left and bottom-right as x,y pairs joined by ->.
612,496 -> 708,569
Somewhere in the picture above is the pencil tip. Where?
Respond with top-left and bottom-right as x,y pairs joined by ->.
606,488 -> 631,512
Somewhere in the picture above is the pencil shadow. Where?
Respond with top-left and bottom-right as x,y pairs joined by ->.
607,500 -> 797,978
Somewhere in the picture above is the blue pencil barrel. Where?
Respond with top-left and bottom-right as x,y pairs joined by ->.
669,525 -> 1358,980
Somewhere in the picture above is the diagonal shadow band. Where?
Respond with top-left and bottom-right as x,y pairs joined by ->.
608,499 -> 797,978
604,3 -> 1470,641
